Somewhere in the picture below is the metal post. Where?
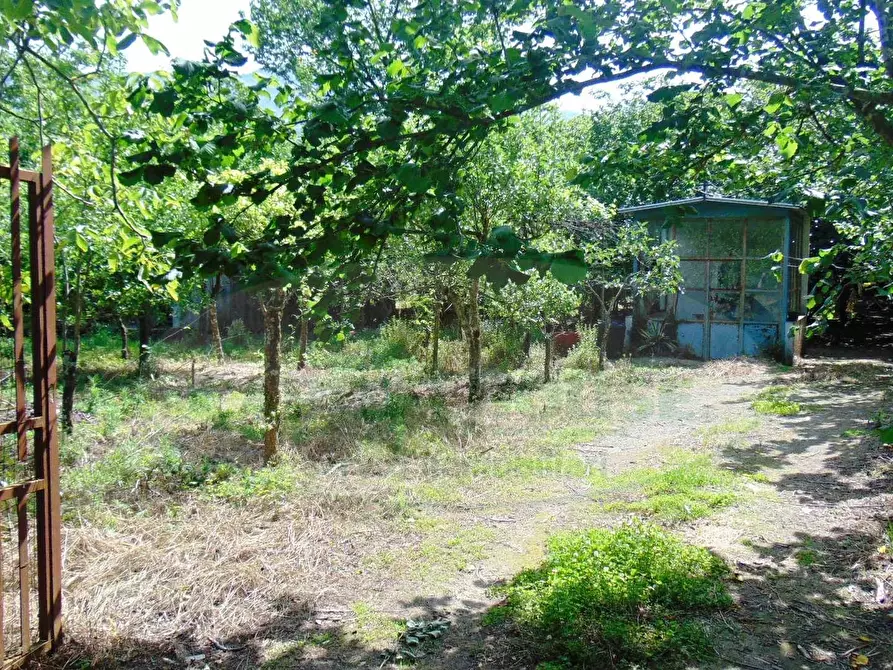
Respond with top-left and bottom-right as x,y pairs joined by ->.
33,145 -> 62,648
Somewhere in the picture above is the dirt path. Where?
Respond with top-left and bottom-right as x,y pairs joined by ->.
409,359 -> 893,670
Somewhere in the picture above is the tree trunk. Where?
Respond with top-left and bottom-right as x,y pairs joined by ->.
430,301 -> 440,375
452,289 -> 468,341
467,278 -> 482,403
262,287 -> 286,463
139,306 -> 152,377
298,316 -> 309,370
596,287 -> 607,372
599,306 -> 611,370
543,332 -> 553,383
61,275 -> 84,433
209,274 -> 225,363
870,0 -> 893,78
119,317 -> 130,360
522,331 -> 531,358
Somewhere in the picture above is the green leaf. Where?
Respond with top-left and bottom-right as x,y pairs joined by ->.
165,279 -> 180,301
723,92 -> 743,108
395,163 -> 430,194
141,34 -> 169,56
775,134 -> 798,159
386,59 -> 407,78
0,0 -> 34,21
647,85 -> 694,103
149,89 -> 178,116
549,250 -> 588,285
116,33 -> 138,51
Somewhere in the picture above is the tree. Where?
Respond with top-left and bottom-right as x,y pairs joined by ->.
488,272 -> 581,382
566,216 -> 682,371
0,42 -> 203,428
128,1 -> 893,354
447,108 -> 592,400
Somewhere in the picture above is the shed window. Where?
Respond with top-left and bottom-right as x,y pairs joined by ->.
747,219 -> 784,257
710,221 -> 743,257
710,261 -> 743,289
676,220 -> 708,257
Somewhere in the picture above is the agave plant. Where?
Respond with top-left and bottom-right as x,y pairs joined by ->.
637,321 -> 678,356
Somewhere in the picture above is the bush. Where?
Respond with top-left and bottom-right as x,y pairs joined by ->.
563,325 -> 600,373
435,338 -> 468,375
497,521 -> 730,668
226,318 -> 249,346
380,319 -> 425,359
306,325 -> 427,371
484,326 -> 527,370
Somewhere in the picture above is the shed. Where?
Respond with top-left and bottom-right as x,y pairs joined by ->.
619,195 -> 810,361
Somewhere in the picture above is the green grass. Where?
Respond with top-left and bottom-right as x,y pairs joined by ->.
350,602 -> 405,645
592,452 -> 742,521
751,386 -> 802,416
795,548 -> 818,567
697,418 -> 760,445
367,522 -> 496,583
494,522 -> 731,668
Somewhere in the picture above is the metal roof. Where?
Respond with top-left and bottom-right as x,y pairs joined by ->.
618,195 -> 806,215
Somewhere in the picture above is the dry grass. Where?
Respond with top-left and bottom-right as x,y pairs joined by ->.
55,338 -> 713,666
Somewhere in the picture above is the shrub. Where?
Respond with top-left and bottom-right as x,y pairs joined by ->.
563,325 -> 600,373
435,338 -> 468,375
497,521 -> 730,668
226,318 -> 249,346
484,327 -> 527,370
637,321 -> 678,356
379,319 -> 425,360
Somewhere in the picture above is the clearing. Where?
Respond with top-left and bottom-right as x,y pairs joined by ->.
36,337 -> 893,670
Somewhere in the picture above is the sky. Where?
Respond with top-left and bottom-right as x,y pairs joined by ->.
125,0 -> 640,114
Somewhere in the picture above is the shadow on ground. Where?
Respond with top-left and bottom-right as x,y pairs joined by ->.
30,588 -> 526,670
712,525 -> 893,670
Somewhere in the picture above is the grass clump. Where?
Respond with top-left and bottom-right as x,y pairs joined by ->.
751,386 -> 802,416
350,602 -> 405,645
496,521 -> 731,668
562,325 -> 600,373
593,452 -> 741,522
697,418 -> 760,445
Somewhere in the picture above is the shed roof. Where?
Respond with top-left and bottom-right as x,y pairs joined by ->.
618,195 -> 806,216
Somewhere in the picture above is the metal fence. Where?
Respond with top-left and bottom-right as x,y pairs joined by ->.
0,138 -> 62,666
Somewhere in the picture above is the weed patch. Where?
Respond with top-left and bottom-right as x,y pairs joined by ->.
697,418 -> 760,446
592,452 -> 742,521
751,386 -> 802,416
350,602 -> 404,645
495,522 -> 730,668
368,523 -> 495,583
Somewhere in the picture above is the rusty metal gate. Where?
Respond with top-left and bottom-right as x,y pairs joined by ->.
0,138 -> 63,666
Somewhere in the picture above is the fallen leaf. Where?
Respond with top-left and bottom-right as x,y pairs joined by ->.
851,653 -> 870,667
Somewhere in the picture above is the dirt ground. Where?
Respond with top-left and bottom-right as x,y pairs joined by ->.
35,355 -> 893,670
414,358 -> 893,670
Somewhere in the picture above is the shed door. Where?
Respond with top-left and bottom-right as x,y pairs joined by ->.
706,218 -> 785,358
675,217 -> 786,359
